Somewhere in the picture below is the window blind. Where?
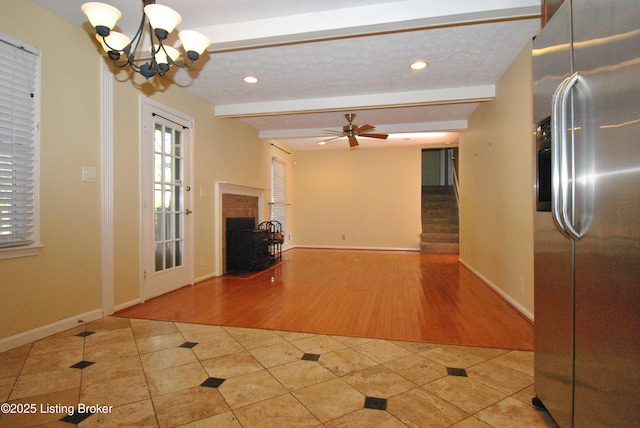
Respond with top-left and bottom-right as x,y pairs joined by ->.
271,156 -> 286,235
0,36 -> 39,249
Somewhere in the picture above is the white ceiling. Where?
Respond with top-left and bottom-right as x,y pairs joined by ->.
34,0 -> 541,150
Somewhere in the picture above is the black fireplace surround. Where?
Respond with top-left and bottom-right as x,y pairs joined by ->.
226,217 -> 275,274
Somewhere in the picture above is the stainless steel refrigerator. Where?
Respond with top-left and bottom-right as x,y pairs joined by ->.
532,0 -> 640,427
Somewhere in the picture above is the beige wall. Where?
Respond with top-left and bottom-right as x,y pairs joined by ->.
292,147 -> 422,249
458,41 -> 536,317
1,1 -> 103,339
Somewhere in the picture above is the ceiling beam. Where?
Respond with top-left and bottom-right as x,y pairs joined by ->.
191,0 -> 540,52
215,85 -> 495,118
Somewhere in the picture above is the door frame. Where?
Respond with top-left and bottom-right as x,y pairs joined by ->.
140,97 -> 195,301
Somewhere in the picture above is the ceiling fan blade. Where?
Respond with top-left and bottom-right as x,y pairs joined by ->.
348,135 -> 359,148
357,124 -> 375,134
318,135 -> 344,144
360,133 -> 388,139
322,129 -> 344,135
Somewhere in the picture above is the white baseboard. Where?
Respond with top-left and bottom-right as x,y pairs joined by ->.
291,245 -> 421,252
194,272 -> 218,283
0,308 -> 103,353
114,298 -> 142,313
459,258 -> 534,322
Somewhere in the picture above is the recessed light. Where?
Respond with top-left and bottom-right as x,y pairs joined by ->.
243,76 -> 259,83
410,60 -> 428,70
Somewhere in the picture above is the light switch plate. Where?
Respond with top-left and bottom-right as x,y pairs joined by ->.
82,166 -> 96,182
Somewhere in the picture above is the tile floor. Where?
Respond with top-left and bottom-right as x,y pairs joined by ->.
0,317 -> 558,427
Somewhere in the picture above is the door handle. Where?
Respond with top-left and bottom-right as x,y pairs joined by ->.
185,209 -> 193,215
553,72 -> 591,241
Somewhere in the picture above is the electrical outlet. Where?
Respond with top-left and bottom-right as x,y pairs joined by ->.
82,166 -> 96,182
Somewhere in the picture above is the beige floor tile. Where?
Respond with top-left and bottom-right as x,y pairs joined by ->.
201,352 -> 265,379
20,348 -> 84,375
132,320 -> 179,339
422,375 -> 506,414
330,335 -> 377,348
190,337 -> 245,360
29,335 -> 84,356
476,397 -> 559,428
233,393 -> 320,428
352,340 -> 413,364
9,368 -> 81,401
86,317 -> 131,332
383,353 -> 448,385
325,408 -> 407,428
140,347 -> 198,373
491,350 -> 535,377
81,355 -> 144,384
466,360 -> 533,396
178,411 -> 241,427
292,378 -> 364,423
175,323 -> 230,343
0,347 -> 31,379
450,416 -> 494,427
152,385 -> 230,428
218,369 -> 288,409
420,345 -> 487,369
78,399 -> 158,428
223,326 -> 286,350
136,332 -> 186,354
80,373 -> 150,408
0,387 -> 79,428
0,376 -> 15,402
319,347 -> 378,376
146,362 -> 209,397
83,329 -> 138,362
387,387 -> 469,428
342,365 -> 415,398
390,340 -> 441,354
249,341 -> 303,368
269,359 -> 336,391
273,330 -> 316,342
290,334 -> 347,355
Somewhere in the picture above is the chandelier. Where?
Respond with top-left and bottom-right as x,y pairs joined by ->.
81,1 -> 211,79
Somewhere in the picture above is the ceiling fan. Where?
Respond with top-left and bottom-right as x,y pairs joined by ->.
321,113 -> 388,148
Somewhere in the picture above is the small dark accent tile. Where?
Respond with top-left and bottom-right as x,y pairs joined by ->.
364,396 -> 387,411
70,360 -> 95,369
76,331 -> 95,337
301,353 -> 321,361
201,377 -> 226,388
61,410 -> 93,424
179,341 -> 198,349
447,367 -> 468,377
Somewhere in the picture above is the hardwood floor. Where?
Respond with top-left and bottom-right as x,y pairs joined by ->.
116,249 -> 534,350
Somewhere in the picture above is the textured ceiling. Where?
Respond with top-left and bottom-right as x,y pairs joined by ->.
34,0 -> 542,150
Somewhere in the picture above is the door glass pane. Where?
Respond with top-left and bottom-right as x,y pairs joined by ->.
153,122 -> 184,272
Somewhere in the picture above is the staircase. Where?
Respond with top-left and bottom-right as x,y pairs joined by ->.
420,186 -> 459,253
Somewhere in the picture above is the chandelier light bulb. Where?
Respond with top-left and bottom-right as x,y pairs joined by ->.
96,31 -> 130,53
144,4 -> 182,39
81,2 -> 122,36
179,30 -> 211,60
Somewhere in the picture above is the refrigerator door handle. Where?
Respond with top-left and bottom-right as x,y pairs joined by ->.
551,73 -> 574,238
559,72 -> 585,241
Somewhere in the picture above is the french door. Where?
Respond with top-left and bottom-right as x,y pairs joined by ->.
141,99 -> 193,300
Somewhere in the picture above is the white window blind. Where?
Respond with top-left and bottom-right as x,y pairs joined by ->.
271,156 -> 286,236
0,35 -> 40,251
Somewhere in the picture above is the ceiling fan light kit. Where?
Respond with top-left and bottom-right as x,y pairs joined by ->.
320,114 -> 389,149
81,1 -> 211,79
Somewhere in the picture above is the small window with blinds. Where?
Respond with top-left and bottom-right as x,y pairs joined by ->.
0,34 -> 41,258
270,156 -> 287,239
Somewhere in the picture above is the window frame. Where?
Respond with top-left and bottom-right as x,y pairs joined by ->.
270,155 -> 287,241
0,33 -> 42,260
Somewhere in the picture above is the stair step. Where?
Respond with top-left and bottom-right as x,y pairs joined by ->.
421,233 -> 459,243
420,242 -> 459,254
421,223 -> 459,233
